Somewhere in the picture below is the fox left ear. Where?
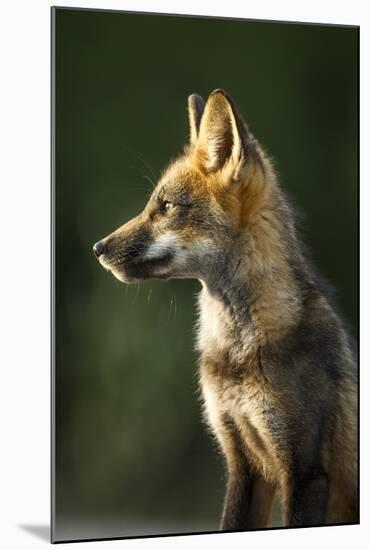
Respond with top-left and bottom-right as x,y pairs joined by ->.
188,94 -> 205,146
195,89 -> 249,181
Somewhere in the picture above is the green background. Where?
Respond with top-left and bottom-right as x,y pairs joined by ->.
54,8 -> 358,542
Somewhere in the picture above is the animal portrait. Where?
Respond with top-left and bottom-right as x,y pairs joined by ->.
53,8 -> 358,543
93,89 -> 358,529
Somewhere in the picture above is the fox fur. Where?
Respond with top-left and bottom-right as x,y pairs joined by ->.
94,89 -> 358,529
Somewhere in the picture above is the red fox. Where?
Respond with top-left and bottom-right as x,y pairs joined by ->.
93,90 -> 357,529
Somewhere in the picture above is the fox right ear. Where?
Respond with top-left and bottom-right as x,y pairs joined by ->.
188,94 -> 205,146
193,89 -> 251,181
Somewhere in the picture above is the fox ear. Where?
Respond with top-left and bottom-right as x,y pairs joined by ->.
188,94 -> 205,146
196,89 -> 249,180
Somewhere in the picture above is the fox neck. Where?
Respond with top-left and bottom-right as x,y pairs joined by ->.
197,215 -> 307,364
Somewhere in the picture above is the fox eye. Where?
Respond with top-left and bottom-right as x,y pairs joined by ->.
162,200 -> 174,213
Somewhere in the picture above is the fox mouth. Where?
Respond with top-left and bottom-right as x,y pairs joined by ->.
103,252 -> 174,282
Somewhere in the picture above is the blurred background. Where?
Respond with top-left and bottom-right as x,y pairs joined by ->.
54,8 -> 358,542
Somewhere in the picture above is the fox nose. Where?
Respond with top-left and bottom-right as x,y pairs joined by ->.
93,241 -> 105,258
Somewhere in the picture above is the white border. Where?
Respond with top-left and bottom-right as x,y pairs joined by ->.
0,1 -> 366,548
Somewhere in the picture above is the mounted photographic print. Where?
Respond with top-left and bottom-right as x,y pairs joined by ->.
51,6 -> 359,543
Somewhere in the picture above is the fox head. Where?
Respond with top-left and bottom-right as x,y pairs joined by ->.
93,89 -> 277,286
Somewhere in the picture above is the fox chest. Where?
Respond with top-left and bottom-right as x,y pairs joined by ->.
200,367 -> 282,479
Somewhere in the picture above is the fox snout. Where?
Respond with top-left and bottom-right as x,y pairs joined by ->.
93,215 -> 178,283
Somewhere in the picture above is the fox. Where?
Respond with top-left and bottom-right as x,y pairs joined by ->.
93,89 -> 358,530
